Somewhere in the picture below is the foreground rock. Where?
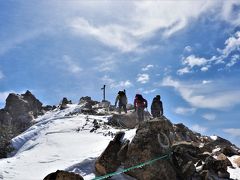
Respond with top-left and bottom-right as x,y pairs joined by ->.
124,119 -> 176,180
96,116 -> 240,180
43,170 -> 83,180
95,131 -> 125,175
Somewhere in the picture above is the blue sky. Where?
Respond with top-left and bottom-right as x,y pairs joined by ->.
0,1 -> 240,146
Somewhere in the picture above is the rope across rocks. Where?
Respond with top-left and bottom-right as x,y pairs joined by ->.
92,151 -> 173,180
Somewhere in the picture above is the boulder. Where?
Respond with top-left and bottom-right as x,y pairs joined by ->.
221,146 -> 240,157
108,112 -> 138,129
95,132 -> 125,175
43,170 -> 83,180
124,119 -> 177,180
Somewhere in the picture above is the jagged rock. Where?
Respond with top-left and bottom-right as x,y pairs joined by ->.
117,140 -> 129,162
43,170 -> 83,180
124,119 -> 177,180
108,112 -> 138,129
22,90 -> 42,117
203,136 -> 235,154
173,123 -> 202,143
78,96 -> 99,114
221,146 -> 240,157
202,156 -> 231,178
42,105 -> 54,111
0,109 -> 12,125
60,97 -> 72,110
5,93 -> 32,122
4,91 -> 42,128
95,132 -> 125,175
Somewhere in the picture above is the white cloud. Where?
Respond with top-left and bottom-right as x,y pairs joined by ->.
143,89 -> 156,94
202,80 -> 212,84
93,54 -> 118,72
174,107 -> 196,115
183,55 -> 208,68
161,76 -> 240,109
221,1 -> 240,26
67,1 -> 218,53
137,73 -> 150,84
62,55 -> 82,74
177,67 -> 191,75
184,46 -> 192,52
142,64 -> 154,71
101,75 -> 133,89
222,31 -> 240,56
226,54 -> 240,67
178,31 -> 240,74
223,128 -> 240,137
192,124 -> 207,134
202,113 -> 216,121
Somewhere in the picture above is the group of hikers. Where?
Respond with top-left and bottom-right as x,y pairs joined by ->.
114,90 -> 163,122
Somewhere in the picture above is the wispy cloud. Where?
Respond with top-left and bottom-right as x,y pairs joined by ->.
137,73 -> 150,84
62,55 -> 82,74
178,31 -> 240,74
0,29 -> 48,56
174,107 -> 196,115
202,113 -> 216,121
67,1 -> 218,53
192,124 -> 207,134
223,128 -> 240,137
142,64 -> 154,71
221,1 -> 240,26
184,46 -> 192,52
0,71 -> 4,79
161,76 -> 240,109
93,54 -> 119,72
143,89 -> 156,94
101,75 -> 133,89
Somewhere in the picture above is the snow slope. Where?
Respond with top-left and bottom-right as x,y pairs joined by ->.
0,104 -> 136,180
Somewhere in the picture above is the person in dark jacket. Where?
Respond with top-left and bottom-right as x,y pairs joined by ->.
115,90 -> 128,114
134,94 -> 148,122
151,95 -> 163,118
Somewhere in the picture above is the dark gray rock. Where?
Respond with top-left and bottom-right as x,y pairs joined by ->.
124,119 -> 177,180
95,132 -> 125,175
43,170 -> 83,180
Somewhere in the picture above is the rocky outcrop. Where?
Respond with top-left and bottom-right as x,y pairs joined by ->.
43,170 -> 83,180
2,91 -> 42,130
59,97 -> 72,110
96,116 -> 239,180
0,90 -> 43,158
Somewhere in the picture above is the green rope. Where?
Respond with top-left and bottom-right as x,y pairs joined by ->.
92,152 -> 172,180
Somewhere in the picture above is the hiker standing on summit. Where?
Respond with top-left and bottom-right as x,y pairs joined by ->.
134,94 -> 148,122
115,90 -> 128,114
151,95 -> 163,118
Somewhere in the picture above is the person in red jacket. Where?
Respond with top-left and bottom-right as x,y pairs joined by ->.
134,94 -> 148,122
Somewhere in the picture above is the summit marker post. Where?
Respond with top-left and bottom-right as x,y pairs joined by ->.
101,85 -> 106,101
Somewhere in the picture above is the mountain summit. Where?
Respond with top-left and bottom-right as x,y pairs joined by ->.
0,93 -> 239,180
